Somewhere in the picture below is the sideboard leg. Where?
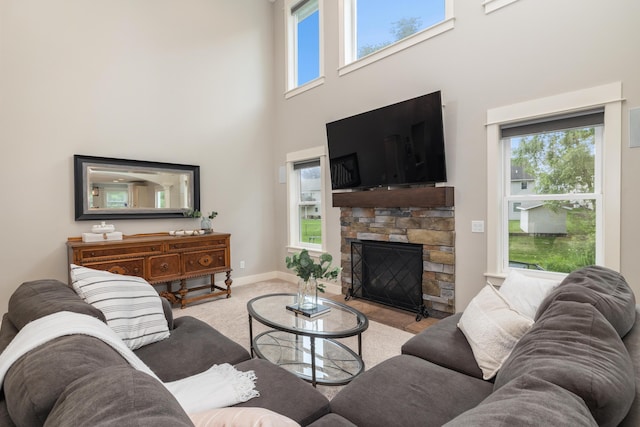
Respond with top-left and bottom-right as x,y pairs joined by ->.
225,271 -> 232,298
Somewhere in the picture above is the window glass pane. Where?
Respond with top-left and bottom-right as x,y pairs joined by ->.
298,165 -> 321,244
106,189 -> 128,208
294,0 -> 319,86
508,125 -> 599,195
356,0 -> 445,59
508,199 -> 596,273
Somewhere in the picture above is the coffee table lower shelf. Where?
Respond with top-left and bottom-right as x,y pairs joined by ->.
252,330 -> 365,387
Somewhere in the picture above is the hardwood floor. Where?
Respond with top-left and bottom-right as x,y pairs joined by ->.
326,293 -> 440,334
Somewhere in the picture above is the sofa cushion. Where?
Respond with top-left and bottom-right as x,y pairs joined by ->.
44,366 -> 192,427
443,374 -> 597,427
536,265 -> 636,337
189,407 -> 300,427
134,316 -> 251,382
8,279 -> 105,330
329,355 -> 493,427
497,269 -> 560,319
4,335 -> 129,426
70,264 -> 170,350
457,283 -> 534,379
620,306 -> 640,427
495,299 -> 635,427
232,358 -> 331,426
401,313 -> 484,379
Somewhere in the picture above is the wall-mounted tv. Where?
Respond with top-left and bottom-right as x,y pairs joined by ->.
326,91 -> 446,191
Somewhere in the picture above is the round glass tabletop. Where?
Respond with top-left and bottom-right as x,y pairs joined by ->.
247,293 -> 369,338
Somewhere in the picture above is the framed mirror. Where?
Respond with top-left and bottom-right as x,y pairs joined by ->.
74,155 -> 200,220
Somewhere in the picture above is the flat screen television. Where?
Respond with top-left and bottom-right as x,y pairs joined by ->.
326,91 -> 446,191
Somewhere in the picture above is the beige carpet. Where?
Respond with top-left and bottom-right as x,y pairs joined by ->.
172,279 -> 415,399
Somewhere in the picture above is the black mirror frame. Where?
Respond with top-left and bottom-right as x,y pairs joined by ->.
74,154 -> 200,221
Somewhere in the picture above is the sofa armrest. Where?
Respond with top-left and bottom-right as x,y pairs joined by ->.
401,313 -> 484,380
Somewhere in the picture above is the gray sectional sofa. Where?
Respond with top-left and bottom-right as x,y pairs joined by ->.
0,279 -> 330,426
310,266 -> 640,426
1,266 -> 638,426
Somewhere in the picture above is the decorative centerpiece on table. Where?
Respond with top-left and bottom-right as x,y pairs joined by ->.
285,249 -> 341,314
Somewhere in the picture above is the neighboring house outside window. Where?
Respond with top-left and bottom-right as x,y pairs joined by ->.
286,146 -> 328,252
486,83 -> 622,279
338,0 -> 454,75
285,0 -> 324,98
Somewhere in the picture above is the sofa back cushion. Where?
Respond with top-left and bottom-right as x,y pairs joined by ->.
494,299 -> 635,427
8,280 -> 105,330
44,366 -> 192,427
4,335 -> 129,426
536,265 -> 636,337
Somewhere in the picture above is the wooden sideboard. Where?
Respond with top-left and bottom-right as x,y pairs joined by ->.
67,232 -> 232,308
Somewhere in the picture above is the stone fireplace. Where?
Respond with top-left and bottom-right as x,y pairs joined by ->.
334,187 -> 455,316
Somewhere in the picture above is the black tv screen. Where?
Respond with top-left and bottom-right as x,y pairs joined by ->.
326,91 -> 446,190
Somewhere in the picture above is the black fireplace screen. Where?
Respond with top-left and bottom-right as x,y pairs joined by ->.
349,240 -> 427,319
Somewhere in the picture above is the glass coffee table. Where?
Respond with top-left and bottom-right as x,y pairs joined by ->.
247,293 -> 369,387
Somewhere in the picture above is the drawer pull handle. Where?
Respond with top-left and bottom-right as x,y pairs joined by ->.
160,263 -> 169,272
151,247 -> 156,251
90,252 -> 95,257
198,255 -> 213,267
109,266 -> 126,275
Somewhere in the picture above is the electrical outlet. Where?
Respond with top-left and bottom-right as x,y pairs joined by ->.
240,261 -> 246,269
471,220 -> 485,233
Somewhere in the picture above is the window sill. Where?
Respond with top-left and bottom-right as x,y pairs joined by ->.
482,0 -> 520,14
338,18 -> 455,77
286,245 -> 324,258
285,76 -> 325,99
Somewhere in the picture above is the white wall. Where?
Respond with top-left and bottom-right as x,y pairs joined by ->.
271,0 -> 640,311
0,0 -> 276,312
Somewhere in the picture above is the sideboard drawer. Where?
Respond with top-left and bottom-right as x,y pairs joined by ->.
80,244 -> 162,260
148,254 -> 181,281
183,249 -> 227,274
82,258 -> 145,277
168,238 -> 227,251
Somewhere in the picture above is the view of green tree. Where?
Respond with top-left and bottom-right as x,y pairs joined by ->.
358,17 -> 422,58
509,127 -> 597,272
512,129 -> 595,194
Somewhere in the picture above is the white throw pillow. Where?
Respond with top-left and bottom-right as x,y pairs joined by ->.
189,407 -> 300,427
457,283 -> 534,380
69,264 -> 170,350
498,269 -> 560,320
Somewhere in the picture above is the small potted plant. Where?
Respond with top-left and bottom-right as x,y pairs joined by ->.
285,249 -> 340,309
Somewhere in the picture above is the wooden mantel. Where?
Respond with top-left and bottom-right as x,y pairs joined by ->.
332,186 -> 454,209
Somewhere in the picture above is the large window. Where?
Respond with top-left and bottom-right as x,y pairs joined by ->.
286,147 -> 328,251
285,0 -> 324,96
486,83 -> 622,279
339,0 -> 454,75
502,112 -> 602,273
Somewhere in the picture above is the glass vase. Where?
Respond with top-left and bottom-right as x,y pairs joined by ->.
297,277 -> 318,310
200,217 -> 212,231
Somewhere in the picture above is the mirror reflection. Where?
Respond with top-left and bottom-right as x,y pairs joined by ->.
74,155 -> 200,220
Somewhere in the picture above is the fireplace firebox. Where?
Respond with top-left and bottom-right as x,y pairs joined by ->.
348,240 -> 428,321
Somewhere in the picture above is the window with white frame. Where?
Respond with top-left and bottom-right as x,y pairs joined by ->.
287,147 -> 327,251
285,0 -> 323,96
486,83 -> 622,279
339,0 -> 454,75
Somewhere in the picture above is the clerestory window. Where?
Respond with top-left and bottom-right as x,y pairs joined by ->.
285,0 -> 324,97
339,0 -> 454,75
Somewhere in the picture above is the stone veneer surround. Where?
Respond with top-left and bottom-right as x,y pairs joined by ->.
340,206 -> 455,314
